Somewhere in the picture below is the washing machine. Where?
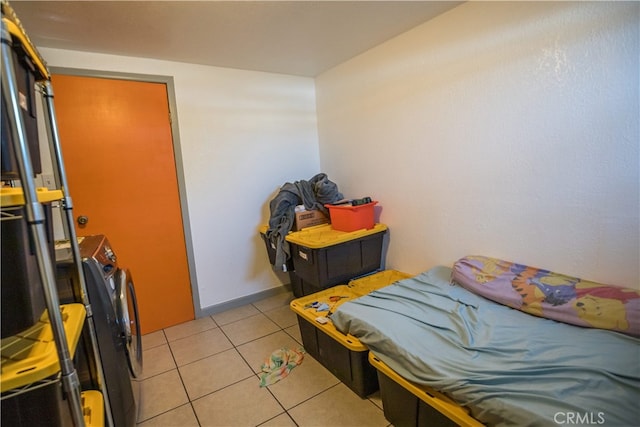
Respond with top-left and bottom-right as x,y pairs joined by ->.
56,235 -> 142,427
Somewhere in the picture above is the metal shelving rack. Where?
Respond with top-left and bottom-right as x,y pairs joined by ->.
1,2 -> 111,425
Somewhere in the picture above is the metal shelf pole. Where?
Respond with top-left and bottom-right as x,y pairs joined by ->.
40,80 -> 115,427
1,18 -> 84,427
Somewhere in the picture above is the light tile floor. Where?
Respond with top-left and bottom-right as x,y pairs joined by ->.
136,290 -> 391,427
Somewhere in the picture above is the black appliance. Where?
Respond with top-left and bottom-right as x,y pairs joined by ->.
56,235 -> 142,427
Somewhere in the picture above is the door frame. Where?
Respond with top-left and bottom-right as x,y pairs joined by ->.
50,67 -> 202,318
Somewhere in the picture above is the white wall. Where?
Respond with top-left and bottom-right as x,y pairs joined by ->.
316,2 -> 639,288
38,48 -> 321,311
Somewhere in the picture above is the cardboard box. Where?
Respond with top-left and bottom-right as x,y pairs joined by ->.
294,208 -> 329,230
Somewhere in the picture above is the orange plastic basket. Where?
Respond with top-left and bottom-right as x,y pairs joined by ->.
325,201 -> 378,232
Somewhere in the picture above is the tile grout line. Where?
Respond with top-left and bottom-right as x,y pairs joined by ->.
140,294 -> 363,426
213,301 -> 306,426
136,328 -> 194,425
250,299 -> 334,427
234,318 -> 300,427
209,308 -> 302,426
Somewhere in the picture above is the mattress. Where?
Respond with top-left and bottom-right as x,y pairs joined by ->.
331,266 -> 640,426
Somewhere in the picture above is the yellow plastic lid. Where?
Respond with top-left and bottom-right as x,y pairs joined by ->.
346,269 -> 413,295
289,270 -> 411,351
0,187 -> 63,207
0,304 -> 86,392
82,390 -> 105,427
285,223 -> 387,249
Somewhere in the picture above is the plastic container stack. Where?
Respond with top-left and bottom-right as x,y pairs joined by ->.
285,223 -> 387,296
289,270 -> 412,397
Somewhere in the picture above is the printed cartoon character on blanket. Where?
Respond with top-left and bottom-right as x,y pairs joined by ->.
510,265 -> 579,316
453,256 -> 640,337
573,284 -> 640,331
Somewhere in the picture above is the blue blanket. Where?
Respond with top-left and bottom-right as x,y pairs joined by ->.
331,266 -> 640,426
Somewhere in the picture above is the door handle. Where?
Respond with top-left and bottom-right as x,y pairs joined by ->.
77,215 -> 89,226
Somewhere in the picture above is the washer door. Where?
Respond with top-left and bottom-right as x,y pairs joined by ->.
116,268 -> 143,378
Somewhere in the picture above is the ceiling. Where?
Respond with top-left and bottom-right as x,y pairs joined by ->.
9,1 -> 462,77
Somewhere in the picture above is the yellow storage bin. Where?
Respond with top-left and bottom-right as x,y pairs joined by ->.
82,390 -> 105,427
1,187 -> 61,339
2,2 -> 50,81
1,304 -> 86,392
2,1 -> 50,182
369,352 -> 483,427
285,223 -> 387,248
290,269 -> 412,397
0,187 -> 63,207
286,223 -> 388,294
290,269 -> 412,351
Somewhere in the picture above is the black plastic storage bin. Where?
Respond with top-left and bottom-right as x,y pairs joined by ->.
289,270 -> 412,398
376,369 -> 456,427
259,225 -> 294,272
368,353 -> 478,427
289,273 -> 320,298
1,28 -> 45,180
1,188 -> 60,338
285,224 -> 387,295
259,225 -> 300,296
296,317 -> 378,397
1,304 -> 87,427
1,381 -> 72,427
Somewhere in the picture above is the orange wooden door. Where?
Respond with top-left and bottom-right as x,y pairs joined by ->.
52,74 -> 194,334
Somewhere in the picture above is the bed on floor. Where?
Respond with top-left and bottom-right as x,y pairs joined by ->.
331,256 -> 640,427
